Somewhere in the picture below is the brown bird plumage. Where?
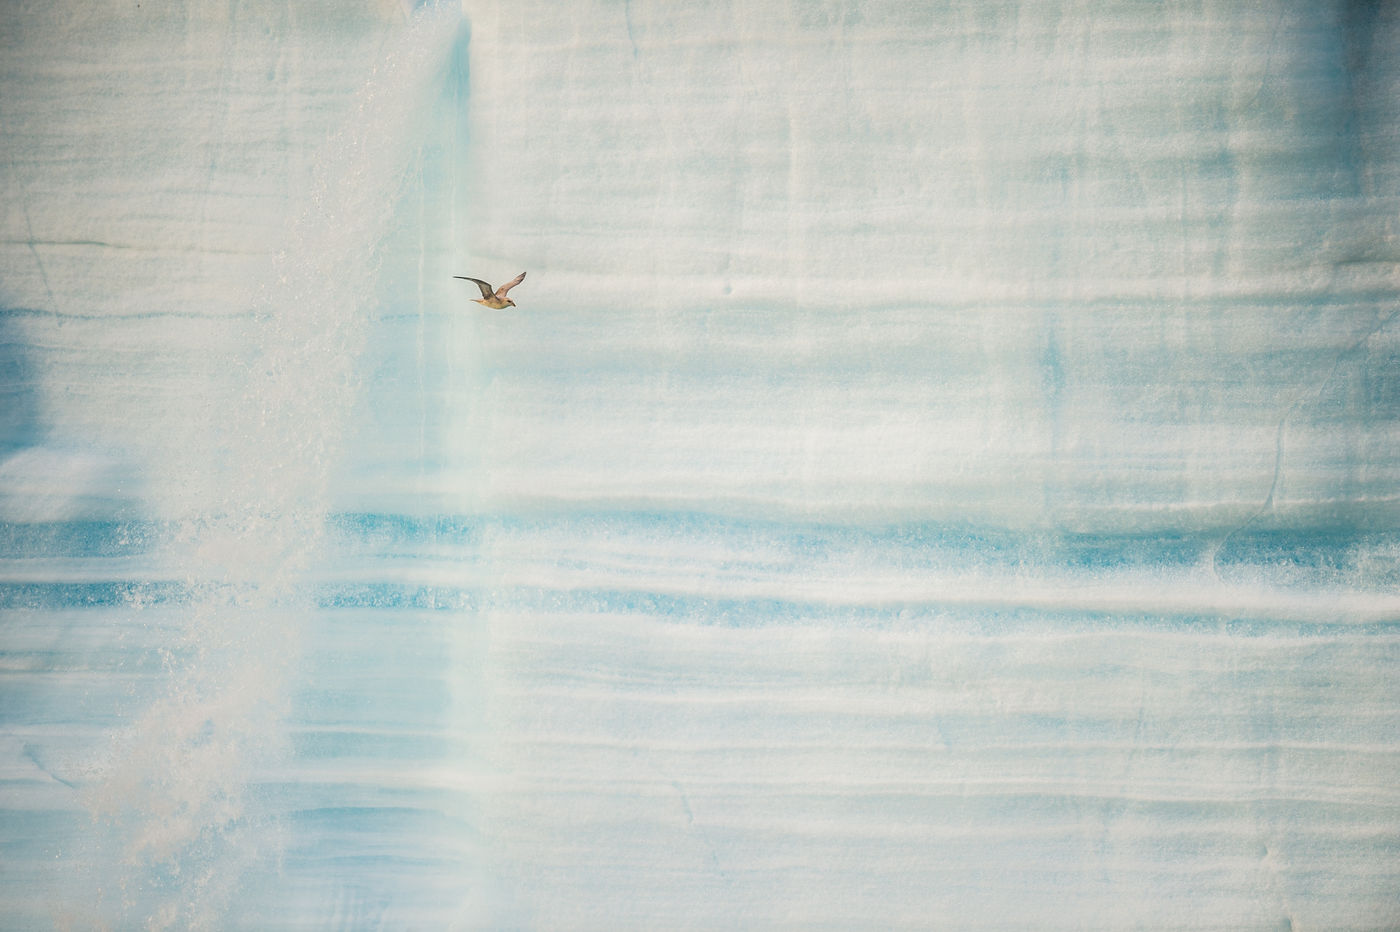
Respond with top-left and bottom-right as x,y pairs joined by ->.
454,271 -> 526,309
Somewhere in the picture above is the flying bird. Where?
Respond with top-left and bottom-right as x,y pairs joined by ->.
454,271 -> 526,309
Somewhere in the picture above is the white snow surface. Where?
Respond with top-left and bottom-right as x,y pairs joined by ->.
1,0 -> 1399,928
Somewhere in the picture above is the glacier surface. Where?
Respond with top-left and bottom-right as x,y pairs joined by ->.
1,0 -> 1398,928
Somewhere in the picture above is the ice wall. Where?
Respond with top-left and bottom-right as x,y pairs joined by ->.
2,0 -> 1399,929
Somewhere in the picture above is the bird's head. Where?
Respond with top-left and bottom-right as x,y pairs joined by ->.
506,299 -> 516,307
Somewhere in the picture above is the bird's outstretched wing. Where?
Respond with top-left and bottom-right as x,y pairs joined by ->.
495,271 -> 527,299
454,276 -> 495,300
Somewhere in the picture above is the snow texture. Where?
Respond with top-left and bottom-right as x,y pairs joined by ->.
1,0 -> 1399,928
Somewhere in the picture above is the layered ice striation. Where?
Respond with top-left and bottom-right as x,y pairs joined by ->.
2,0 -> 1400,929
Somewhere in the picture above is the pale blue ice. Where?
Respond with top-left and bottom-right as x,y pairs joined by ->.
2,1 -> 1399,928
